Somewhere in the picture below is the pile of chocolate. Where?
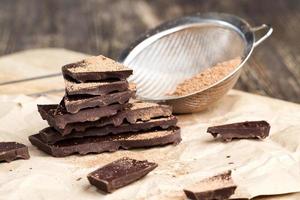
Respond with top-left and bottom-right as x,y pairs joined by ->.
29,55 -> 181,157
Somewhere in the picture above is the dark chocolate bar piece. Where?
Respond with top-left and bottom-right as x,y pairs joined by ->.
184,171 -> 237,200
39,116 -> 177,144
207,121 -> 270,141
64,78 -> 129,96
28,127 -> 181,157
0,142 -> 30,162
38,103 -> 129,129
57,101 -> 172,135
64,89 -> 135,113
62,55 -> 133,82
87,157 -> 157,193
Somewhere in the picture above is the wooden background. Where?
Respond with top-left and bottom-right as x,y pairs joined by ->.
0,0 -> 299,103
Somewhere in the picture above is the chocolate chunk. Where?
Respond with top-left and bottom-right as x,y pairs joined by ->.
0,142 -> 30,162
28,127 -> 181,157
207,121 -> 270,141
56,101 -> 172,135
184,171 -> 237,200
87,157 -> 157,193
39,116 -> 178,144
64,90 -> 135,113
62,55 -> 133,82
64,78 -> 129,96
38,103 -> 129,130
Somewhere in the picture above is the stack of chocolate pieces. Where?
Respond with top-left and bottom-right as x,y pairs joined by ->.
29,55 -> 181,157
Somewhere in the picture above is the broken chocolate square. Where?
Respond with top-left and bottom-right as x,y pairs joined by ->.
184,170 -> 237,200
62,55 -> 133,82
64,78 -> 129,96
64,88 -> 135,113
28,127 -> 181,157
39,116 -> 178,144
38,103 -> 129,130
55,101 -> 172,135
0,142 -> 30,162
87,157 -> 157,193
207,121 -> 270,141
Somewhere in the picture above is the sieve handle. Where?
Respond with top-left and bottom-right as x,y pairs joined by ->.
251,24 -> 273,48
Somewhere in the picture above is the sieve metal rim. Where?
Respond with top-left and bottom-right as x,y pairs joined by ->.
119,12 -> 273,101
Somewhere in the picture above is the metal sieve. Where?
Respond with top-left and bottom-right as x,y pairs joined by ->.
119,13 -> 273,113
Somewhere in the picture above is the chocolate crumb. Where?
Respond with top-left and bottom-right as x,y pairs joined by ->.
76,177 -> 82,181
228,162 -> 234,165
170,57 -> 241,96
9,169 -> 12,172
226,156 -> 231,158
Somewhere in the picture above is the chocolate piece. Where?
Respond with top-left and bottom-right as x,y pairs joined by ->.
207,121 -> 270,141
184,171 -> 237,200
40,116 -> 177,144
64,78 -> 129,96
87,157 -> 157,193
28,127 -> 181,157
62,55 -> 133,82
56,101 -> 172,135
0,142 -> 30,162
38,103 -> 129,129
64,90 -> 135,113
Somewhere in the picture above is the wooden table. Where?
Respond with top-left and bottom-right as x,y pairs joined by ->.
0,0 -> 299,103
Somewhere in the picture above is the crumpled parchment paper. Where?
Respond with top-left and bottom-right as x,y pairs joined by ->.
0,90 -> 300,200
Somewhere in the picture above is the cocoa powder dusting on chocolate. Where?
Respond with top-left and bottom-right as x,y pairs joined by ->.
121,130 -> 171,140
171,57 -> 241,96
68,55 -> 130,73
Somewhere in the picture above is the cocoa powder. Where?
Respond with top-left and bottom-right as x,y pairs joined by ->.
171,57 -> 241,96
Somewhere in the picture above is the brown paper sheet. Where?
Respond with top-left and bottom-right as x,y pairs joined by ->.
0,90 -> 300,200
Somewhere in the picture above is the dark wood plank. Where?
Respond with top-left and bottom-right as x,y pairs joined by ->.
0,0 -> 299,103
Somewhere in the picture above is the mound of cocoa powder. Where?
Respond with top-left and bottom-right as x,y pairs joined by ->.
171,57 -> 242,96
